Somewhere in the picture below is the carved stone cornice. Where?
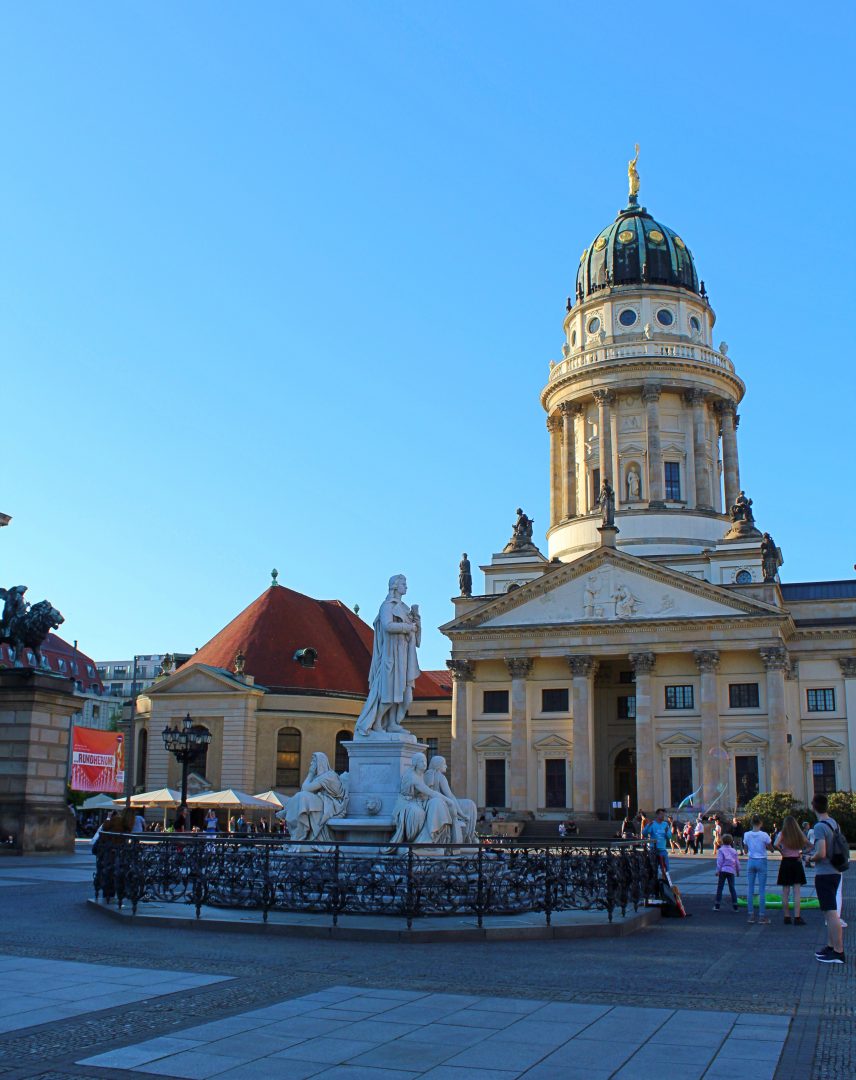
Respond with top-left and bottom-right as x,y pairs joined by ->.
641,383 -> 662,404
446,659 -> 475,682
628,651 -> 656,674
837,657 -> 856,679
566,655 -> 596,677
693,649 -> 720,673
592,388 -> 616,407
759,646 -> 789,672
505,657 -> 533,680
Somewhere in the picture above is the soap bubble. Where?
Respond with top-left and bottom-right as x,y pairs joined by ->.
708,748 -> 730,761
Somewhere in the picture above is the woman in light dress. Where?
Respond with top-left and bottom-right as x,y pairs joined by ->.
389,753 -> 455,846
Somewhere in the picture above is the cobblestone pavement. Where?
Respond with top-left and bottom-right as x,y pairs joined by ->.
0,849 -> 850,1079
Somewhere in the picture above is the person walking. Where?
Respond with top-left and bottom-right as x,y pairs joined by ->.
811,794 -> 846,964
745,815 -> 773,924
693,815 -> 705,855
774,816 -> 808,925
713,833 -> 740,911
683,819 -> 694,853
643,808 -> 673,872
731,815 -> 746,855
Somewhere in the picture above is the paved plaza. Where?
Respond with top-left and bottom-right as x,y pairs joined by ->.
0,845 -> 851,1079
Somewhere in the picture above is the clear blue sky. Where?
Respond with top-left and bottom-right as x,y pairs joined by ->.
2,3 -> 854,669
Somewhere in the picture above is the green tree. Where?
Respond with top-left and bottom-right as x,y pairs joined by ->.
827,791 -> 856,843
742,791 -> 808,833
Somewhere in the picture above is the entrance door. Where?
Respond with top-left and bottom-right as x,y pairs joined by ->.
613,748 -> 637,819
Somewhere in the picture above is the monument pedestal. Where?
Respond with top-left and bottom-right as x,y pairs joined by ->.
0,669 -> 79,854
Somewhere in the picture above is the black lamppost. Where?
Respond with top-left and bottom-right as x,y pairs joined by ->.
161,713 -> 212,809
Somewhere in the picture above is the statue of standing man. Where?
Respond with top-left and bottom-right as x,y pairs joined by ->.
355,575 -> 421,738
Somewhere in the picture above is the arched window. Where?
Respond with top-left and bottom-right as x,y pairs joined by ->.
187,726 -> 209,780
334,730 -> 351,773
136,729 -> 148,789
276,728 -> 301,789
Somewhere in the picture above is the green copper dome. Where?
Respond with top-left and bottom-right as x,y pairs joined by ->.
575,198 -> 700,302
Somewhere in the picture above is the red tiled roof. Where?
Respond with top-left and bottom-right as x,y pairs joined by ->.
183,585 -> 450,699
0,634 -> 104,694
419,669 -> 453,696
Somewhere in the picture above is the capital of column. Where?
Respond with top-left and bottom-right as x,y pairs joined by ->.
628,651 -> 656,675
838,657 -> 856,679
546,413 -> 561,433
641,383 -> 662,404
684,388 -> 708,407
558,400 -> 584,418
592,388 -> 615,407
713,398 -> 737,419
446,659 -> 475,682
505,657 -> 533,680
693,649 -> 720,673
759,646 -> 789,672
565,654 -> 596,677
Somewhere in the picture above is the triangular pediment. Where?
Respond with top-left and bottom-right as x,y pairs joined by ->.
724,730 -> 768,749
533,733 -> 572,750
145,663 -> 265,696
801,736 -> 845,751
474,735 -> 511,751
658,731 -> 701,749
442,547 -> 784,633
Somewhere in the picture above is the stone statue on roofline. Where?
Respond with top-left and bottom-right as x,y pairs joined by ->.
724,489 -> 762,540
458,553 -> 472,597
760,533 -> 781,583
503,508 -> 539,554
354,575 -> 420,741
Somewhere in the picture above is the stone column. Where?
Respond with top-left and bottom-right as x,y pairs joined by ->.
629,652 -> 656,811
567,655 -> 596,814
838,658 -> 856,789
559,402 -> 580,520
761,646 -> 790,792
716,400 -> 741,512
547,414 -> 562,528
505,657 -> 532,812
593,389 -> 614,484
642,383 -> 665,506
694,650 -> 721,796
686,390 -> 713,509
447,659 -> 475,799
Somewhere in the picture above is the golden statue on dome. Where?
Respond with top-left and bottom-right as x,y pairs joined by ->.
628,143 -> 640,198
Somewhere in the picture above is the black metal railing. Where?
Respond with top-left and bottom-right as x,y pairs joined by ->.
94,834 -> 659,930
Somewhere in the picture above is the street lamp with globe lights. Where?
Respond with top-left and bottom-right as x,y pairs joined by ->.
161,713 -> 212,811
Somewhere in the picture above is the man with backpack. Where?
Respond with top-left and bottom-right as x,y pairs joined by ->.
811,794 -> 848,965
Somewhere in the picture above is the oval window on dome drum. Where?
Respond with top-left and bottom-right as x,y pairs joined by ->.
648,229 -> 665,243
656,308 -> 674,326
617,230 -> 634,244
619,309 -> 637,327
587,316 -> 601,334
735,570 -> 752,584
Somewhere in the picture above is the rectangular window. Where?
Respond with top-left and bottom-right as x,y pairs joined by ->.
617,695 -> 636,719
544,759 -> 567,808
541,688 -> 569,713
484,759 -> 506,807
735,755 -> 760,804
812,759 -> 836,796
728,683 -> 760,709
664,461 -> 681,501
425,737 -> 439,761
592,467 -> 601,509
665,685 -> 694,710
482,690 -> 509,714
807,688 -> 835,712
425,708 -> 439,717
619,671 -> 636,684
669,757 -> 693,807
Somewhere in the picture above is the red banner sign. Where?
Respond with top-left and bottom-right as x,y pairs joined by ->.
71,727 -> 125,793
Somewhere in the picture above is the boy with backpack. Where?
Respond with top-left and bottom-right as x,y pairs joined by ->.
811,793 -> 849,965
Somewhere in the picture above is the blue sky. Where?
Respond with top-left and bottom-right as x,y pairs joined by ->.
2,2 -> 854,669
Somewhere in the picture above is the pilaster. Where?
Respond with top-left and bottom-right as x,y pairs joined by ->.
559,402 -> 581,520
547,414 -> 562,529
686,390 -> 713,509
839,658 -> 856,788
447,659 -> 475,799
566,655 -> 596,814
593,389 -> 615,486
642,383 -> 665,506
505,657 -> 532,812
760,647 -> 789,791
629,652 -> 656,811
694,650 -> 721,796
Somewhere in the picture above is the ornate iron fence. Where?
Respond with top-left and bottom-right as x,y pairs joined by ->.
94,835 -> 659,929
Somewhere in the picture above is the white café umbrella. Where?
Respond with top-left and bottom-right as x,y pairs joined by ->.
113,787 -> 182,827
254,789 -> 291,828
81,793 -> 120,811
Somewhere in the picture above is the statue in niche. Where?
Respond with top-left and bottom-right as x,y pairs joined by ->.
425,756 -> 478,844
761,533 -> 780,583
612,582 -> 641,618
626,468 -> 640,501
730,490 -> 755,525
458,553 -> 472,597
388,752 -> 455,847
354,575 -> 421,739
279,752 -> 348,843
599,478 -> 616,528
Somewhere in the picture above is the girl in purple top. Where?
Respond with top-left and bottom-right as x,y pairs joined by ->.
713,834 -> 740,911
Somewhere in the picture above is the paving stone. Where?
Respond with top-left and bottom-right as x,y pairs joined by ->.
272,1036 -> 390,1065
419,1068 -> 522,1080
214,1060 -> 326,1080
140,1049 -> 242,1078
442,1038 -> 552,1071
397,1022 -> 494,1048
305,1067 -> 419,1080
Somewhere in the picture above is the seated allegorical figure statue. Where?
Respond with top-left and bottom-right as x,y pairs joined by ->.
424,756 -> 478,844
278,752 -> 348,843
388,752 -> 455,846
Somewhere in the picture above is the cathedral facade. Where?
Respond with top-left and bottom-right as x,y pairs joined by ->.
442,170 -> 856,820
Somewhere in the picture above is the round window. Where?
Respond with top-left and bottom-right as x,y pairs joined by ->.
619,309 -> 637,327
735,570 -> 752,584
587,317 -> 601,334
690,315 -> 701,333
656,308 -> 674,327
617,230 -> 634,244
648,229 -> 665,243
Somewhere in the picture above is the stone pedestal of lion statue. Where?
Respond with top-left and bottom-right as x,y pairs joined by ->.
0,668 -> 79,854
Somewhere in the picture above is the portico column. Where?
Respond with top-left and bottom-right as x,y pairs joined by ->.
567,655 -> 596,814
593,389 -> 614,483
547,414 -> 562,528
761,647 -> 790,791
505,657 -> 532,812
446,659 -> 475,800
629,652 -> 656,811
686,390 -> 713,509
642,383 -> 665,506
694,650 -> 721,796
559,402 -> 580,519
838,658 -> 856,788
716,400 -> 741,512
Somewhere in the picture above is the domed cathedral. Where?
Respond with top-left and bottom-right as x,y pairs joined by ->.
442,151 -> 856,824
